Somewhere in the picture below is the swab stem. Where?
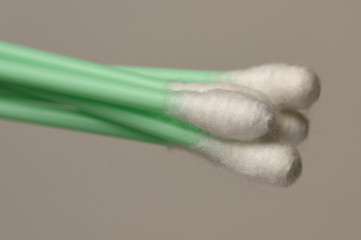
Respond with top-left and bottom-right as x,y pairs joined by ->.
0,95 -> 166,145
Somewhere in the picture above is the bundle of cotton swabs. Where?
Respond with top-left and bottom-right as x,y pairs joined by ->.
0,41 -> 320,187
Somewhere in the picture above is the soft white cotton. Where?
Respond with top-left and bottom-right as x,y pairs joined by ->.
195,137 -> 302,186
217,63 -> 320,109
168,81 -> 243,93
168,81 -> 309,144
166,89 -> 275,141
271,110 -> 309,145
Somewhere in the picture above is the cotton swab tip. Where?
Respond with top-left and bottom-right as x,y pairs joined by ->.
166,89 -> 275,141
272,110 -> 309,145
220,63 -> 321,109
197,138 -> 302,186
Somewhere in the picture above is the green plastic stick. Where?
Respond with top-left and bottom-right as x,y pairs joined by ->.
13,86 -> 205,147
0,94 -> 166,145
0,86 -> 56,103
0,59 -> 167,112
0,41 -> 224,88
1,84 -> 204,146
0,41 -> 219,145
0,41 -> 167,89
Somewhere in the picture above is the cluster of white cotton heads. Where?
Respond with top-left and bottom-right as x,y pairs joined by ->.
166,63 -> 320,187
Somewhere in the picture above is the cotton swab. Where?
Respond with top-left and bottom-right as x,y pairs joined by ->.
119,63 -> 321,109
0,42 -> 320,110
0,42 -> 318,142
3,83 -> 307,146
130,80 -> 309,145
0,58 -> 275,141
0,41 -> 276,141
162,81 -> 310,145
0,94 -> 166,145
0,41 -> 313,186
0,41 -> 311,144
15,86 -> 302,187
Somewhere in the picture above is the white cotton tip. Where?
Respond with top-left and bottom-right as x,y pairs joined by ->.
168,81 -> 275,114
168,81 -> 243,93
167,81 -> 309,145
271,110 -> 309,145
196,138 -> 302,186
166,89 -> 275,141
219,63 -> 321,109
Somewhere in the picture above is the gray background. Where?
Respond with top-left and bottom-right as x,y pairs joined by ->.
0,0 -> 360,239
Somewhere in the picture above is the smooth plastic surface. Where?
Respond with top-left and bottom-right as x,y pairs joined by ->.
16,87 -> 205,147
0,95 -> 166,145
0,41 -> 167,90
0,59 -> 166,112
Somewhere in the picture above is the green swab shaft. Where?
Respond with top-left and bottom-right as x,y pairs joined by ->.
1,84 -> 203,146
14,87 -> 204,147
0,41 -> 221,145
0,41 -> 167,89
0,59 -> 166,112
2,83 -> 204,145
0,95 -> 166,145
116,66 -> 223,82
0,41 -> 221,89
0,86 -> 56,103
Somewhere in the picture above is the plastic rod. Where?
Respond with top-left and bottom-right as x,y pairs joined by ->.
0,41 -> 167,89
13,86 -> 205,147
0,59 -> 167,112
0,94 -> 166,145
